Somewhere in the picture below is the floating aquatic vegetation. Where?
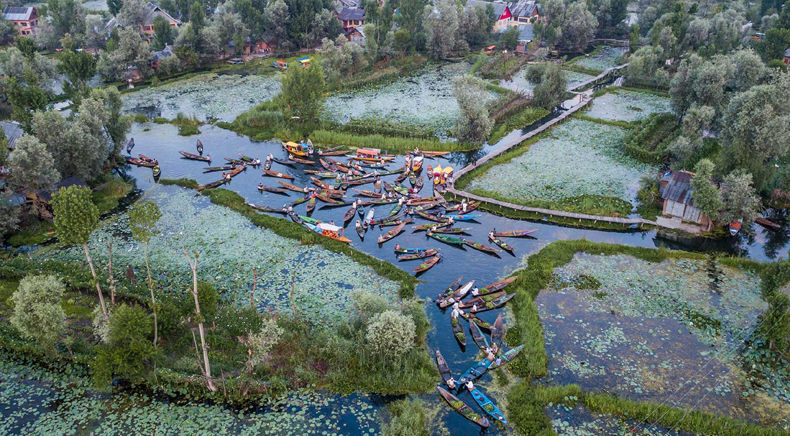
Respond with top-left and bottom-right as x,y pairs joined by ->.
538,253 -> 790,424
500,69 -> 596,94
123,73 -> 281,121
32,186 -> 399,323
324,63 -> 491,135
467,119 -> 656,204
546,402 -> 694,436
569,46 -> 627,72
585,90 -> 672,122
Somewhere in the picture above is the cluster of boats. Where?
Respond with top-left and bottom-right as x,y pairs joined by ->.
435,276 -> 521,428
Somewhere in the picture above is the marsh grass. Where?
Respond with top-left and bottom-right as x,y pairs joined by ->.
91,175 -> 133,214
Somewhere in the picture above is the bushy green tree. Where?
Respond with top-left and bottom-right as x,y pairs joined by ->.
32,110 -> 106,181
423,0 -> 465,59
365,310 -> 415,359
351,289 -> 390,320
152,16 -> 176,50
51,185 -> 107,319
559,1 -> 597,51
246,317 -> 284,368
263,0 -> 290,49
8,135 -> 61,210
10,275 -> 67,349
719,171 -> 761,227
107,0 -> 123,15
94,304 -> 157,387
500,25 -> 520,51
89,87 -> 132,156
119,0 -> 147,27
58,49 -> 97,104
129,201 -> 162,346
690,159 -> 721,230
97,28 -> 152,81
319,35 -> 368,83
280,64 -> 326,124
529,63 -> 567,109
452,75 -> 494,144
0,189 -> 20,236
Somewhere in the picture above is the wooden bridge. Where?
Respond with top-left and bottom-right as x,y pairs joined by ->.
568,63 -> 630,93
445,62 -> 670,230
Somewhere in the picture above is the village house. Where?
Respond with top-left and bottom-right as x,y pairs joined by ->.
783,46 -> 790,66
139,2 -> 180,35
659,170 -> 711,227
0,121 -> 23,151
344,26 -> 365,44
336,7 -> 365,30
3,6 -> 38,36
464,0 -> 541,33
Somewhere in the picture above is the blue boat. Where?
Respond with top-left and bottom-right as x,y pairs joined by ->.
394,245 -> 428,255
444,214 -> 480,222
458,358 -> 492,387
471,388 -> 507,424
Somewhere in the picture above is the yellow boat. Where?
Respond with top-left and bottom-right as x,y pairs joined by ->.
433,165 -> 442,185
282,141 -> 308,157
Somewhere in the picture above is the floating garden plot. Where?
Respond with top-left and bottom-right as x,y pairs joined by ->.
34,186 -> 399,322
123,73 -> 281,121
569,46 -> 626,72
585,89 -> 672,122
324,63 -> 486,135
467,119 -> 655,205
538,253 -> 790,425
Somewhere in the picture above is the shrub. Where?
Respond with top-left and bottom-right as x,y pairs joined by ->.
382,398 -> 427,436
247,317 -> 284,368
93,304 -> 157,388
10,275 -> 66,348
366,310 -> 415,359
351,289 -> 390,320
177,125 -> 201,136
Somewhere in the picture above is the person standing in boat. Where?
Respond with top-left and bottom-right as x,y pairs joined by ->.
461,199 -> 468,213
488,230 -> 495,240
282,204 -> 288,212
258,183 -> 264,191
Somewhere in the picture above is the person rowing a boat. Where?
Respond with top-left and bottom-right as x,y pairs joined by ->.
465,381 -> 474,391
377,234 -> 384,243
472,303 -> 478,312
448,217 -> 454,225
491,343 -> 499,354
446,377 -> 457,390
288,205 -> 293,212
282,204 -> 288,212
472,286 -> 479,295
461,199 -> 468,213
488,231 -> 495,240
381,193 -> 386,200
451,302 -> 463,319
258,183 -> 264,191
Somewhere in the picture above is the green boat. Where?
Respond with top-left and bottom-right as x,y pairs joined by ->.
412,222 -> 451,232
389,202 -> 403,217
427,232 -> 465,245
451,315 -> 466,349
437,387 -> 490,428
299,216 -> 320,225
489,345 -> 524,369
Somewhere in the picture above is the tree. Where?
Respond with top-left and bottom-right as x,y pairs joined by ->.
45,0 -> 86,44
690,159 -> 721,230
319,35 -> 367,83
423,0 -> 463,60
719,171 -> 761,227
759,28 -> 790,62
365,310 -> 415,359
501,25 -> 520,50
0,189 -> 20,236
629,24 -> 640,53
152,15 -> 176,50
119,0 -> 147,27
94,304 -> 157,387
15,35 -> 37,59
530,63 -> 567,109
282,0 -> 326,48
51,186 -> 108,320
245,317 -> 284,369
263,0 -> 290,49
234,0 -> 266,40
129,201 -> 162,348
308,8 -> 342,47
542,0 -> 566,23
10,275 -> 67,349
393,28 -> 412,55
97,28 -> 152,81
9,135 -> 61,211
398,0 -> 427,50
32,110 -> 102,181
108,0 -> 123,15
58,50 -> 97,104
90,87 -> 132,156
280,64 -> 326,124
559,1 -> 597,51
452,76 -> 494,144
5,78 -> 48,131
184,251 -> 218,391
84,15 -> 107,50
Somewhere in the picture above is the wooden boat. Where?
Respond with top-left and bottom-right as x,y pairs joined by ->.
203,166 -> 234,172
436,350 -> 454,387
444,214 -> 480,222
225,158 -> 246,165
314,192 -> 341,204
369,198 -> 398,205
379,218 -> 413,228
460,311 -> 492,329
126,137 -> 134,153
305,222 -> 352,243
246,202 -> 287,214
352,189 -> 382,198
227,166 -> 245,178
355,220 -> 365,239
489,235 -> 514,252
438,280 -> 475,308
281,141 -> 308,157
319,158 -> 335,171
415,176 -> 424,192
263,159 -> 272,170
291,157 -> 315,165
343,205 -> 357,223
304,170 -> 337,178
489,345 -> 524,369
469,320 -> 490,350
408,171 -> 417,186
357,204 -> 365,219
446,201 -> 479,213
357,161 -> 388,169
729,219 -> 742,236
291,196 -> 310,206
463,239 -> 501,254
180,151 -> 210,162
238,153 -> 256,163
473,277 -> 517,297
196,139 -> 203,155
437,387 -> 489,428
138,154 -> 158,164
378,222 -> 405,244
277,181 -> 309,193
470,388 -> 507,424
408,196 -> 445,205
288,210 -> 302,223
388,202 -> 403,217
352,148 -> 395,162
413,222 -> 451,232
311,176 -> 330,189
413,254 -> 441,274
398,249 -> 438,261
196,179 -> 226,191
126,156 -> 157,168
363,209 -> 375,230
316,150 -> 348,157
260,185 -> 289,194
459,291 -> 505,309
262,169 -> 294,180
470,293 -> 515,313
306,196 -> 316,214
417,211 -> 448,223
490,314 -> 504,348
411,155 -> 424,172
272,157 -> 297,167
493,229 -> 537,238
436,277 -> 463,302
756,217 -> 781,229
434,227 -> 471,235
395,171 -> 409,183
422,151 -> 450,158
451,314 -> 466,348
152,166 -> 161,178
394,245 -> 429,255
410,203 -> 442,213
427,232 -> 465,245
458,358 -> 491,386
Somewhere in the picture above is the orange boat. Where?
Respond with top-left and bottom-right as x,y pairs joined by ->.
352,148 -> 395,162
308,222 -> 351,243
